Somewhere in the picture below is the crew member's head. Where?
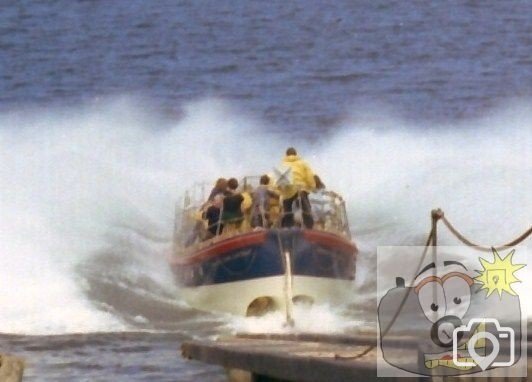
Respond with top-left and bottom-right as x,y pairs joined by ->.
214,177 -> 227,190
227,178 -> 239,190
286,147 -> 297,156
260,174 -> 270,185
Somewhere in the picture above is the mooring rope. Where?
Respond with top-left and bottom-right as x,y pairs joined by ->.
335,208 -> 531,361
335,225 -> 436,361
440,213 -> 532,252
275,231 -> 295,327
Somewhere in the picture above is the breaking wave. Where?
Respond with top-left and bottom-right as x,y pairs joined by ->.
0,97 -> 530,334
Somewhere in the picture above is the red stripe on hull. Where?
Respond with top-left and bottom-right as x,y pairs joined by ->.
302,230 -> 358,255
170,229 -> 357,267
170,231 -> 268,266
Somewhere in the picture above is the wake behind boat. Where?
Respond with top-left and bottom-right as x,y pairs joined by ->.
169,175 -> 358,317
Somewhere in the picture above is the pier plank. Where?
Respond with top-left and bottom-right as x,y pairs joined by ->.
182,334 -> 532,382
182,335 -> 376,382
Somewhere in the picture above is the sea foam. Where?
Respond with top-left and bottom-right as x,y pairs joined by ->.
0,98 -> 530,334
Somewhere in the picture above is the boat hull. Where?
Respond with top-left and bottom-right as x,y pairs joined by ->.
179,275 -> 355,316
170,228 -> 357,315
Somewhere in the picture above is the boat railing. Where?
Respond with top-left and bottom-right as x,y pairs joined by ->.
173,180 -> 352,255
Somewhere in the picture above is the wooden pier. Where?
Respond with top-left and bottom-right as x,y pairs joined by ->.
182,333 -> 531,382
183,333 -> 377,382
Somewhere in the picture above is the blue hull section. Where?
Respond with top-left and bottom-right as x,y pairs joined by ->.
171,228 -> 356,287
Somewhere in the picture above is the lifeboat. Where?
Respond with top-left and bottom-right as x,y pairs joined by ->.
169,177 -> 358,317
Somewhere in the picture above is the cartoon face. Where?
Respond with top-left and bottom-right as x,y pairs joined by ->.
378,260 -> 522,376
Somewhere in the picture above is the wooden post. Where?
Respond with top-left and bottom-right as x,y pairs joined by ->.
430,208 -> 443,249
226,368 -> 252,382
0,353 -> 24,382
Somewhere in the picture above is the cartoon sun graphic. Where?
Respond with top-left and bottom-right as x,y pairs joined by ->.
475,248 -> 525,298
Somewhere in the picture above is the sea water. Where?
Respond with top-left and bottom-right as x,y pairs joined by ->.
0,1 -> 530,380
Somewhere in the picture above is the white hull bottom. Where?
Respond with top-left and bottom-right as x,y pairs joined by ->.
179,275 -> 354,316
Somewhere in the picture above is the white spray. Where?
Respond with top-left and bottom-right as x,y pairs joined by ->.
0,98 -> 530,334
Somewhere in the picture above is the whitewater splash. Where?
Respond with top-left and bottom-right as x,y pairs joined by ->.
228,304 -> 369,335
0,98 -> 530,334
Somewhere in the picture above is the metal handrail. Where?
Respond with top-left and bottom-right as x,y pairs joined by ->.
174,180 -> 352,254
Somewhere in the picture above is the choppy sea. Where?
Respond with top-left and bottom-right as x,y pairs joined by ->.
0,1 -> 530,380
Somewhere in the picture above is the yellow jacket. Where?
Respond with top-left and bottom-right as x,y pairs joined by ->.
279,154 -> 316,198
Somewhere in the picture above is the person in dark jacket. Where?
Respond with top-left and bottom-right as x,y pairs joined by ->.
222,178 -> 244,228
203,194 -> 224,237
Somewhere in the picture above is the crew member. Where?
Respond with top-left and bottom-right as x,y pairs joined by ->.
203,194 -> 224,237
251,174 -> 279,228
221,178 -> 245,230
277,147 -> 316,229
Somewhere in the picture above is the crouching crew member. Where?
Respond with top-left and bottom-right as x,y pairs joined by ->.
251,174 -> 280,228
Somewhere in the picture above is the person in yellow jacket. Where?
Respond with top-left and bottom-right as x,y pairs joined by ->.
277,147 -> 316,229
